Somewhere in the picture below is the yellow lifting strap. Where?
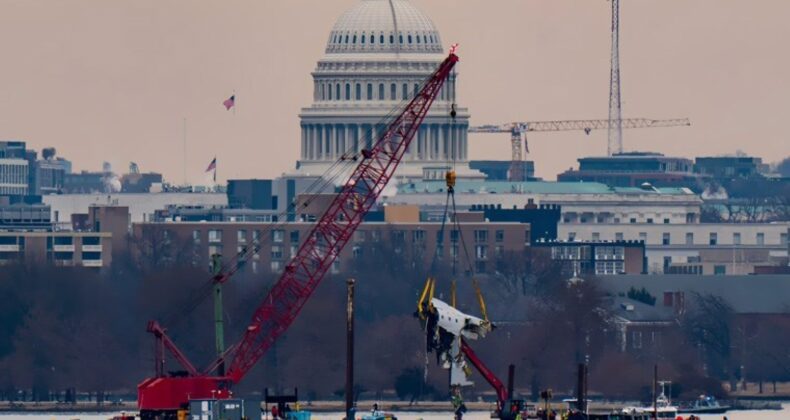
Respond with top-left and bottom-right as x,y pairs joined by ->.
472,278 -> 489,323
450,279 -> 457,308
417,277 -> 436,320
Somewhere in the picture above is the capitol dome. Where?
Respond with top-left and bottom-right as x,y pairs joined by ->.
295,0 -> 482,181
326,0 -> 443,54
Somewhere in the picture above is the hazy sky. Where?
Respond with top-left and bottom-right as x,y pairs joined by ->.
1,0 -> 788,183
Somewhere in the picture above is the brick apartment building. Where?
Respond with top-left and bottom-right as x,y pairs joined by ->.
132,205 -> 531,275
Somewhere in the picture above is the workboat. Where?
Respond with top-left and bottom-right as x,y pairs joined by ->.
622,393 -> 678,418
678,395 -> 730,414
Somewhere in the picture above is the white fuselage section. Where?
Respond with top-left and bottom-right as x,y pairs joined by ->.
431,298 -> 489,340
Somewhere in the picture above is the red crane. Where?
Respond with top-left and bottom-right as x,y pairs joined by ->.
137,49 -> 460,419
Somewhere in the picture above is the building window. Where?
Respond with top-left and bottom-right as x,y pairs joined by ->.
592,232 -> 600,241
615,232 -> 624,241
663,256 -> 672,270
475,261 -> 486,273
352,35 -> 357,44
450,230 -> 459,243
391,230 -> 405,243
407,34 -> 412,44
733,232 -> 741,245
756,232 -> 765,245
475,245 -> 488,260
781,233 -> 788,245
412,230 -> 425,243
290,244 -> 298,258
709,232 -> 717,246
367,83 -> 373,100
336,83 -> 341,100
647,218 -> 654,224
271,245 -> 283,260
390,83 -> 396,100
370,34 -> 374,44
352,245 -> 363,258
271,229 -> 284,243
237,229 -> 247,243
378,83 -> 384,100
345,83 -> 351,100
237,245 -> 248,260
495,230 -> 504,242
327,83 -> 332,100
686,232 -> 694,245
192,230 -> 201,244
594,246 -> 624,262
402,83 -> 408,100
371,230 -> 381,242
474,230 -> 488,243
568,232 -> 576,241
82,251 -> 101,261
290,230 -> 299,243
662,232 -> 670,245
632,331 -> 642,349
663,218 -> 670,224
271,261 -> 282,273
208,229 -> 222,243
630,218 -> 637,224
208,245 -> 222,258
354,230 -> 366,242
714,265 -> 726,275
381,34 -> 385,44
638,232 -> 647,242
595,260 -> 624,275
355,83 -> 361,100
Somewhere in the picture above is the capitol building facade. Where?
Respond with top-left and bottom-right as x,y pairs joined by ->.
295,0 -> 481,181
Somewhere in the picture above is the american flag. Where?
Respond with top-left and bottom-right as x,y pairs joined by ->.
205,157 -> 217,172
223,95 -> 235,110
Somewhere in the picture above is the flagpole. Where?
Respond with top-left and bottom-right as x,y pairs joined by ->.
183,117 -> 187,186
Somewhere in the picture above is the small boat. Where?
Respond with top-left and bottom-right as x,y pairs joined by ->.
622,388 -> 679,419
679,395 -> 730,414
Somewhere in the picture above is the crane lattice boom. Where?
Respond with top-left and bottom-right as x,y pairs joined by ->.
468,118 -> 690,134
227,52 -> 459,381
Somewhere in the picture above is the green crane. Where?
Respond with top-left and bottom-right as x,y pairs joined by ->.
210,253 -> 225,375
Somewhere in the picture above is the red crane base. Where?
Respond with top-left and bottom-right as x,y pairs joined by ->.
138,376 -> 230,416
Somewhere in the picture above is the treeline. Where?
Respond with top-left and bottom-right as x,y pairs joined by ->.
1,244 -> 790,403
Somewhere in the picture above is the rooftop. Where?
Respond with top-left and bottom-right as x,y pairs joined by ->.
396,180 -> 696,196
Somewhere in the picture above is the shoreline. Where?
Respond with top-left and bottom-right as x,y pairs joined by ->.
0,398 -> 785,414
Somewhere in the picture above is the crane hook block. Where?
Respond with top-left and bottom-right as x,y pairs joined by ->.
445,170 -> 456,191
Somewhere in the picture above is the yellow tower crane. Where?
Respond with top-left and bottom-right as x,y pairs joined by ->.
468,117 -> 691,182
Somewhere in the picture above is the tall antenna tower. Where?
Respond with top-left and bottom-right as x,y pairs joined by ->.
607,0 -> 623,156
